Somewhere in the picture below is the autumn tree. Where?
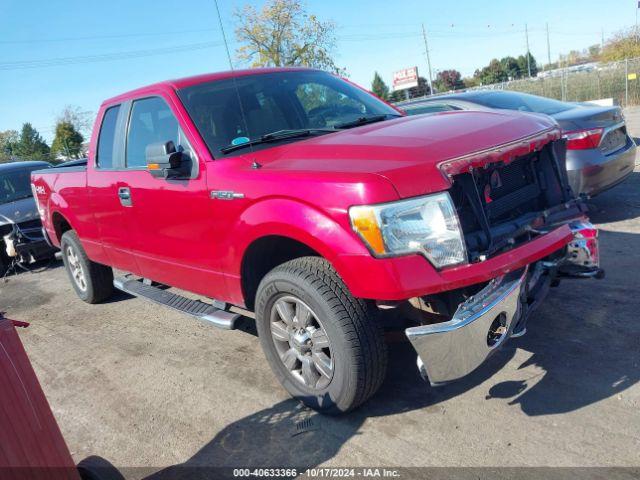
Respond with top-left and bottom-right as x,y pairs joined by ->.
601,28 -> 640,61
371,72 -> 390,100
234,0 -> 343,73
51,121 -> 84,159
434,69 -> 464,92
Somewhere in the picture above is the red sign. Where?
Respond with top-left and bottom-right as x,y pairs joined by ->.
392,67 -> 419,91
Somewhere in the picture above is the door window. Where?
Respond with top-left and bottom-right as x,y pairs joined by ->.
96,105 -> 120,169
126,97 -> 186,168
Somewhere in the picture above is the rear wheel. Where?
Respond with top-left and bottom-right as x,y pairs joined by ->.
255,257 -> 387,414
61,230 -> 113,304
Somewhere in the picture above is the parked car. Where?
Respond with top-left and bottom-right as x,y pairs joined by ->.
32,68 -> 601,414
0,161 -> 57,275
399,90 -> 637,197
0,313 -> 123,480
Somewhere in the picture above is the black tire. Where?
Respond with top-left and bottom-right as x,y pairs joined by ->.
77,456 -> 125,480
60,230 -> 113,304
255,257 -> 387,414
0,240 -> 9,277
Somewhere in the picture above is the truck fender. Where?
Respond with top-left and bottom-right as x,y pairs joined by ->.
229,198 -> 369,280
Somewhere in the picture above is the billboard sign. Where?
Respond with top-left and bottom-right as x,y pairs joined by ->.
392,67 -> 419,91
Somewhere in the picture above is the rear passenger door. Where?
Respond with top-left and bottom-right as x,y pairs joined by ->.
88,102 -> 142,274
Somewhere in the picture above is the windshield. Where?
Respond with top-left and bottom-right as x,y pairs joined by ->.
0,168 -> 38,204
177,70 -> 399,157
467,91 -> 572,115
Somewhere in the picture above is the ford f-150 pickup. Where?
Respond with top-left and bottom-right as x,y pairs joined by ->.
31,68 -> 602,414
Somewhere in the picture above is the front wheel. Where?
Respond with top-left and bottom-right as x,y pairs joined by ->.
255,257 -> 387,414
61,230 -> 114,304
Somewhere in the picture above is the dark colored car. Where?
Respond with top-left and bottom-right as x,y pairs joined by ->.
0,161 -> 57,275
399,90 -> 637,197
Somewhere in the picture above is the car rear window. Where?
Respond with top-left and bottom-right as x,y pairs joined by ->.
96,105 -> 120,169
467,91 -> 572,115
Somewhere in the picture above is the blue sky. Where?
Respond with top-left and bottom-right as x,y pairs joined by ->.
0,0 -> 636,142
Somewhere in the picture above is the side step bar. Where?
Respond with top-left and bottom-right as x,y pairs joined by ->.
113,276 -> 240,330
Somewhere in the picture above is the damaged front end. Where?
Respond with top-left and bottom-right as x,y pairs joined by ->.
405,219 -> 601,385
403,132 -> 603,385
0,220 -> 56,272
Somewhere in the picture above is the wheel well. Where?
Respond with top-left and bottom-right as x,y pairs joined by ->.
241,236 -> 320,311
52,212 -> 72,242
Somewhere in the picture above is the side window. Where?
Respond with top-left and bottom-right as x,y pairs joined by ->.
96,105 -> 120,169
126,97 -> 181,168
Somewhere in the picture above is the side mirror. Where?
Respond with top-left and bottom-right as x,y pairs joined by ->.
145,141 -> 187,178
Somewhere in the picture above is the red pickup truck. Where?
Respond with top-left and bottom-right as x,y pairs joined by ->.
31,68 -> 601,414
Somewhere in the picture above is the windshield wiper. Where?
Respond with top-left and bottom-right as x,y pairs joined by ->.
220,128 -> 337,154
334,114 -> 401,129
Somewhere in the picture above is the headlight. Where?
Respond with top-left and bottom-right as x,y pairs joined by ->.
349,192 -> 467,268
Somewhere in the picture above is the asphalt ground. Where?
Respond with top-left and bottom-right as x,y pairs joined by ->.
1,113 -> 639,478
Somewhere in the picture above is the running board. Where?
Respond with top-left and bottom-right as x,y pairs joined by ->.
113,276 -> 240,330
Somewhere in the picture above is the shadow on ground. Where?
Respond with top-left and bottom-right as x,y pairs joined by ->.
587,171 -> 640,223
147,224 -> 640,475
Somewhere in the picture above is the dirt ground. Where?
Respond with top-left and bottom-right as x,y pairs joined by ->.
2,119 -> 640,477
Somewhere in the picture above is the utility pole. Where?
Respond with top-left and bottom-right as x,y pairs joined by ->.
601,27 -> 605,51
546,23 -> 551,68
422,23 -> 434,95
525,23 -> 531,77
636,3 -> 640,43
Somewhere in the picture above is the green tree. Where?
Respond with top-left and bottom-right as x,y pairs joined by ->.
500,56 -> 521,79
388,89 -> 406,102
51,121 -> 84,159
517,53 -> 538,77
0,130 -> 19,163
407,76 -> 431,98
12,123 -> 50,161
371,72 -> 390,100
234,0 -> 343,73
475,58 -> 508,85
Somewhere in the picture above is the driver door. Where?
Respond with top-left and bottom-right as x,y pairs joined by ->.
120,94 -> 225,298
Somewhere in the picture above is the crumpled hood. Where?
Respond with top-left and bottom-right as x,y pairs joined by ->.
0,197 -> 38,226
248,109 -> 558,198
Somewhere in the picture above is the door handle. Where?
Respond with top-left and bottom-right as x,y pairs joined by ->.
118,187 -> 132,207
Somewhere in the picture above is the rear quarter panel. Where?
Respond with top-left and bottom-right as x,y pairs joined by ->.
31,169 -> 99,256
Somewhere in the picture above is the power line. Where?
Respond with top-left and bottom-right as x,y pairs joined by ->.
0,28 -> 218,45
0,40 -> 224,71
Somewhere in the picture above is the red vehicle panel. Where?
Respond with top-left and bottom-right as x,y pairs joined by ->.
0,317 -> 79,479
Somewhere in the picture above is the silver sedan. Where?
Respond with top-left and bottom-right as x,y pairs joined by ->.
399,90 -> 637,197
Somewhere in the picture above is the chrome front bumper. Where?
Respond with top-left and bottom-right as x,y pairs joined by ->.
406,268 -> 527,385
405,220 -> 602,386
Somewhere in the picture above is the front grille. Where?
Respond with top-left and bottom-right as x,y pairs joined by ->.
449,140 -> 572,261
600,127 -> 627,155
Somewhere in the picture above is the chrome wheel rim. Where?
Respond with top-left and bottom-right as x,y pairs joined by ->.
66,245 -> 87,292
270,295 -> 333,389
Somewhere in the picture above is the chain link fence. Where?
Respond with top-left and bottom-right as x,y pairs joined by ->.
423,57 -> 640,106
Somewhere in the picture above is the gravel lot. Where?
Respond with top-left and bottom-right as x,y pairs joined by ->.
2,115 -> 640,477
